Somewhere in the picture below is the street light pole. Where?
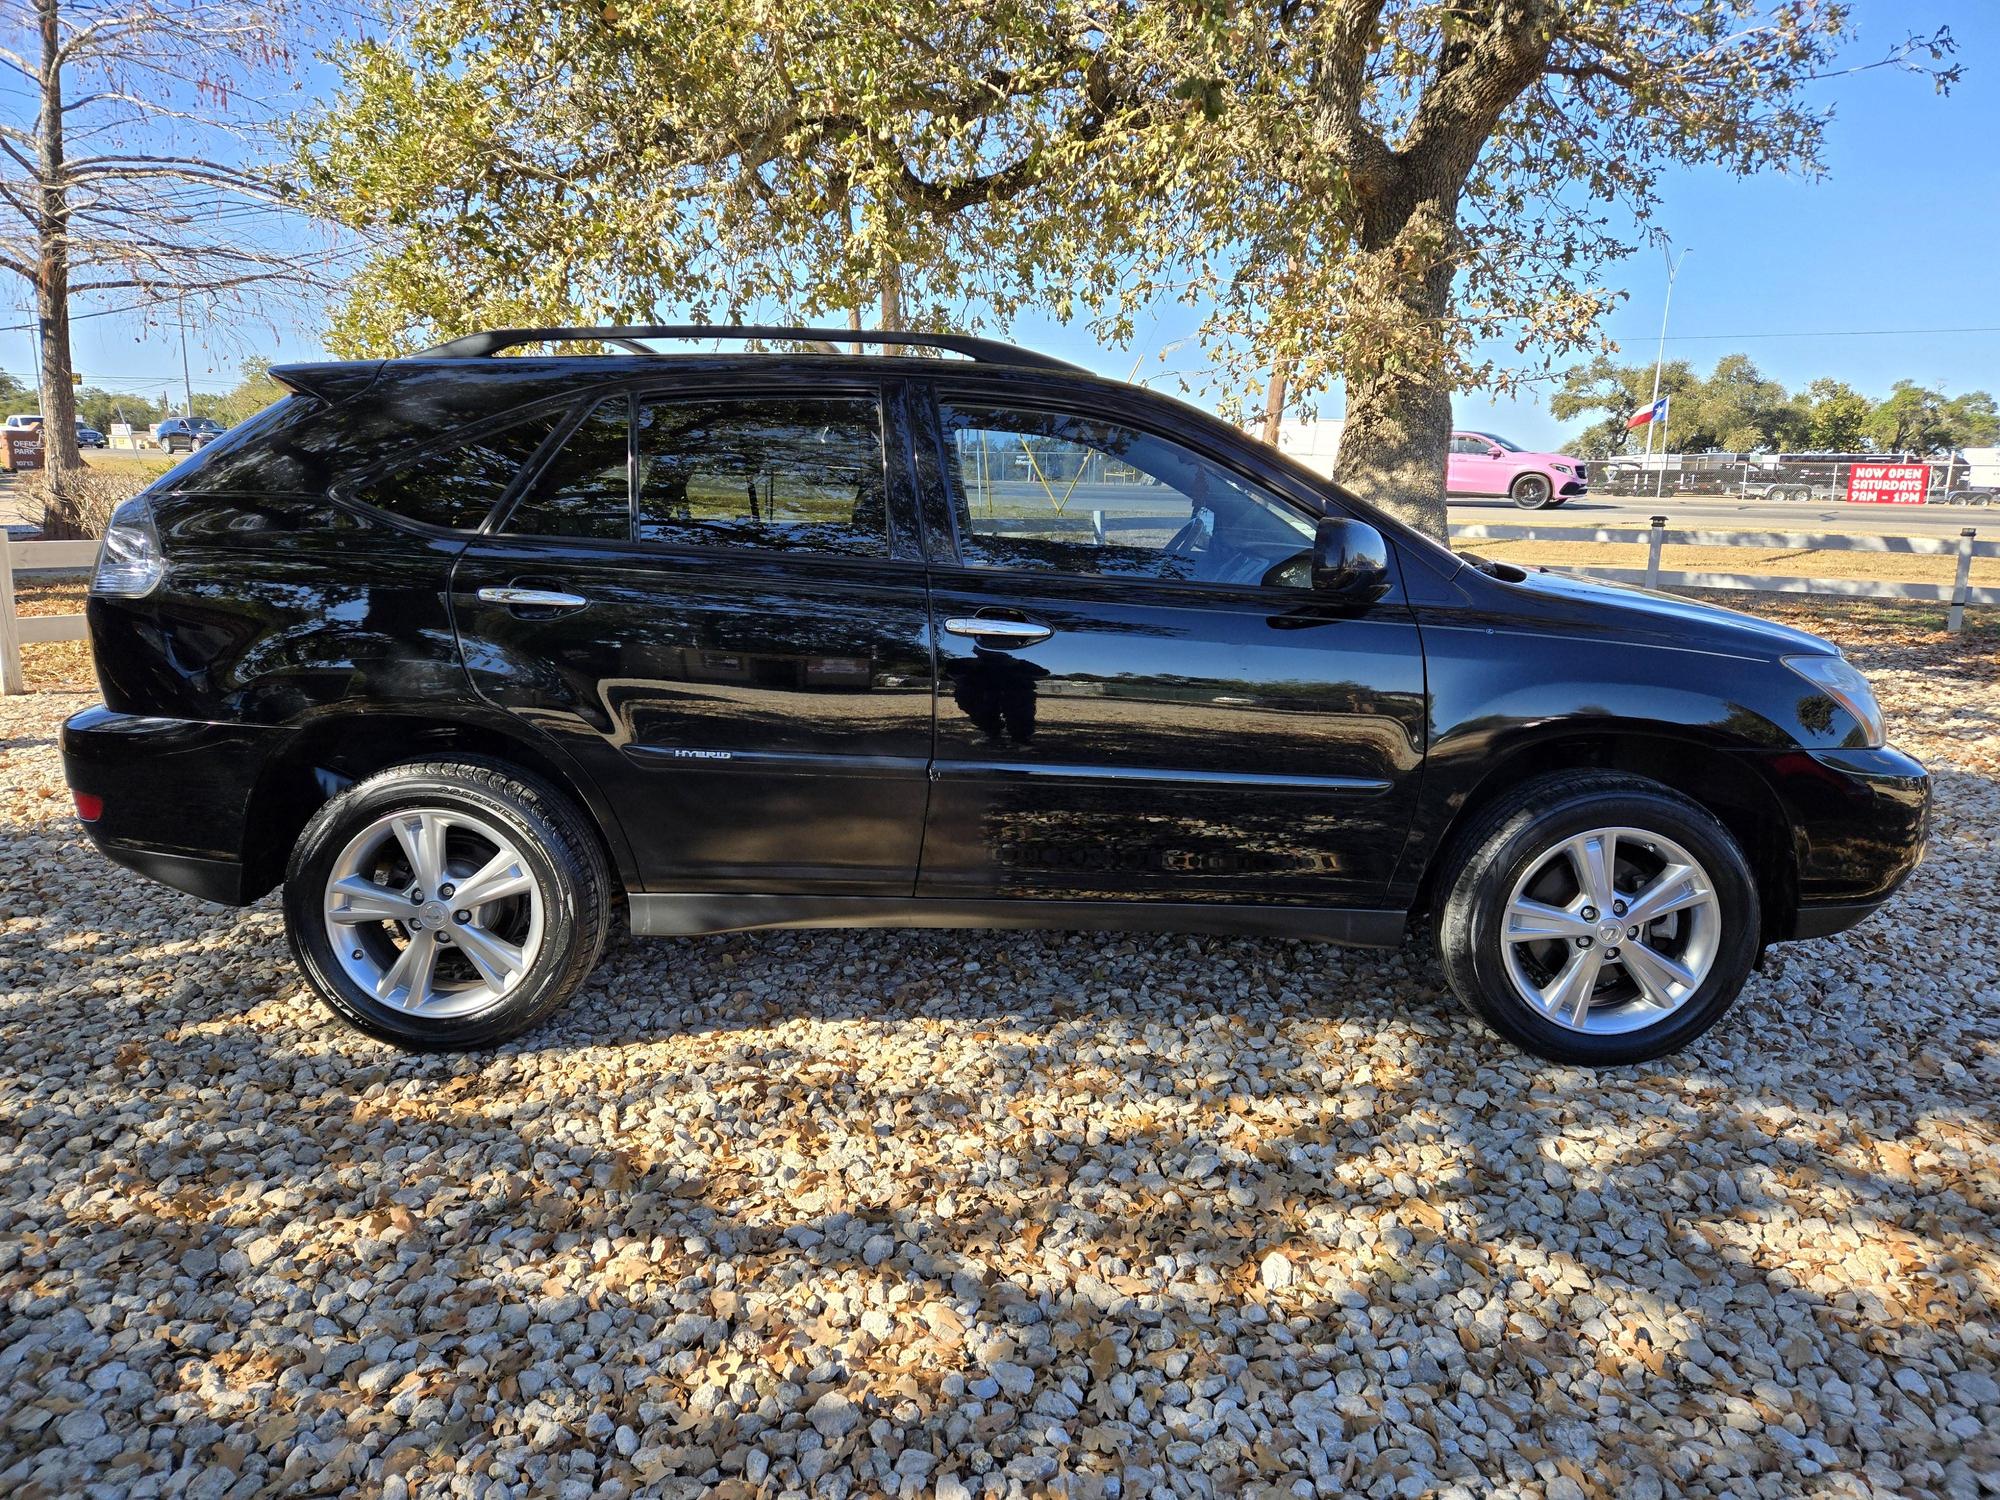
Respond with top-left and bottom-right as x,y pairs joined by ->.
1646,239 -> 1690,500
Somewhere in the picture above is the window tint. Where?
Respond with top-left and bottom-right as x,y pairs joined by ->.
350,409 -> 564,530
635,397 -> 887,557
1450,434 -> 1489,455
941,404 -> 1314,587
501,397 -> 631,540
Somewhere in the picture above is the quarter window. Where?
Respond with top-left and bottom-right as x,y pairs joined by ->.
501,398 -> 631,541
940,404 -> 1314,587
352,409 -> 564,530
634,396 -> 888,557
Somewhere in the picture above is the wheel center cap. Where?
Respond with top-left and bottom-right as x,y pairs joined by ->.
420,900 -> 452,927
1597,919 -> 1623,945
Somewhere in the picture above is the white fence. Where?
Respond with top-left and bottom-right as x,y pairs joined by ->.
1449,517 -> 1995,634
0,532 -> 95,694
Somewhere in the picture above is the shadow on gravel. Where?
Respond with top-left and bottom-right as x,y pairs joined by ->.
8,864 -> 1996,1494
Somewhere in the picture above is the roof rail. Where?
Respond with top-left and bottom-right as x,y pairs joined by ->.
410,324 -> 1088,374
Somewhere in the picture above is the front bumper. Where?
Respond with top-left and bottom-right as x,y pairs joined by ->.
61,705 -> 294,906
1558,477 -> 1589,497
1750,745 -> 1930,941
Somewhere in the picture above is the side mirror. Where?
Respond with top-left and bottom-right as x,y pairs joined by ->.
1312,516 -> 1390,602
1486,445 -> 1505,458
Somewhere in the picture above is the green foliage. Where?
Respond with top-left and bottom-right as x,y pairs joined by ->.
75,388 -> 168,433
193,359 -> 286,428
292,2 -> 1147,355
1802,379 -> 1871,452
1556,356 -> 1993,457
0,369 -> 31,412
292,2 -> 1957,536
1864,380 -> 2000,455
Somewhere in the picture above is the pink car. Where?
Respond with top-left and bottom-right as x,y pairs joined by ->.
1447,431 -> 1589,509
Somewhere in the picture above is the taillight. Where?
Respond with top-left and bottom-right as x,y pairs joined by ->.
73,792 -> 103,822
92,495 -> 164,597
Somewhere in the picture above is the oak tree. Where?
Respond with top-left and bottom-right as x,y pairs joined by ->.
300,2 -> 1957,538
296,1 -> 1147,355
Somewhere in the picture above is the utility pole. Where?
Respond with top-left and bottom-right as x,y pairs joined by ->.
1645,234 -> 1690,501
177,300 -> 194,416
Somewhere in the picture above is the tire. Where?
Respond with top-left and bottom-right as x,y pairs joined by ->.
1434,771 -> 1761,1066
1511,473 -> 1554,509
283,758 -> 611,1050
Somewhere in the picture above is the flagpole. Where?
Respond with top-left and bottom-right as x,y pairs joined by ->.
1648,239 -> 1690,500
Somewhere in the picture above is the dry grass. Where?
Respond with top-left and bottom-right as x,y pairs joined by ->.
10,579 -> 85,618
82,451 -> 176,479
12,581 -> 93,693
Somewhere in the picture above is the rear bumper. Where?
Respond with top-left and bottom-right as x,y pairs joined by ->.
61,705 -> 292,906
1748,745 -> 1930,941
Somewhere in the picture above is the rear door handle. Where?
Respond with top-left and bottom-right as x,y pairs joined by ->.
477,586 -> 589,613
943,616 -> 1053,645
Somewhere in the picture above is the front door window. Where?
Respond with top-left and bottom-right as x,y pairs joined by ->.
941,404 -> 1315,588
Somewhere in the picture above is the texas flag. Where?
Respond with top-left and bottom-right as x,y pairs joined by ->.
1626,396 -> 1669,430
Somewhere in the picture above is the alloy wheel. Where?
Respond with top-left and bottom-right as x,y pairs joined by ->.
1497,825 -> 1722,1035
321,806 -> 545,1019
1513,475 -> 1553,508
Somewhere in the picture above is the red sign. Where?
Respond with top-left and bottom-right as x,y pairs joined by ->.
1845,462 -> 1930,504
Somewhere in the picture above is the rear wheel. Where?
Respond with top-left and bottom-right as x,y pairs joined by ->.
1435,772 -> 1761,1065
1511,473 -> 1554,509
284,759 -> 610,1049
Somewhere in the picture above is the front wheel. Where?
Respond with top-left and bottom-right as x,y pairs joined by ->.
1510,473 -> 1555,509
284,759 -> 611,1050
1435,772 -> 1761,1065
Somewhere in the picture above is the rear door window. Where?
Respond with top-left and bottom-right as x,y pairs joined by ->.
633,396 -> 888,557
500,397 -> 632,541
351,408 -> 565,531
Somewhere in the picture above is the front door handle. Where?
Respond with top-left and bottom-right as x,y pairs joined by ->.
477,586 -> 589,613
943,616 -> 1053,645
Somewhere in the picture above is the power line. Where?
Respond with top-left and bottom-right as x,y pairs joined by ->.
1663,325 -> 2000,342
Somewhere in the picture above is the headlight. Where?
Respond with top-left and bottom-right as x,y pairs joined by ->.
1783,654 -> 1885,748
1550,463 -> 1572,475
91,495 -> 164,598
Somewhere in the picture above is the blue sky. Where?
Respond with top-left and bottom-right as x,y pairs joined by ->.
7,0 -> 1995,449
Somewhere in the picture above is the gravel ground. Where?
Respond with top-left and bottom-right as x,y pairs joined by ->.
2,614 -> 1996,1500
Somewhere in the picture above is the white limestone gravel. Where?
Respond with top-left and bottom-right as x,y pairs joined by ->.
1,617 -> 1996,1499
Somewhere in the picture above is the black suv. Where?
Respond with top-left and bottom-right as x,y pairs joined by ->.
62,327 -> 1929,1064
154,415 -> 225,454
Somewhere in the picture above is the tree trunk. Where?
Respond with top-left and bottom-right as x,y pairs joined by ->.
1330,194 -> 1457,541
877,261 -> 904,356
34,0 -> 87,538
1257,355 -> 1294,446
848,304 -> 863,356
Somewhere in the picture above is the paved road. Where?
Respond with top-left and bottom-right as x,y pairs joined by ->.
1448,491 -> 1993,539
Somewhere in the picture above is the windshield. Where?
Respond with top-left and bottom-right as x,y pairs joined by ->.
1475,432 -> 1524,452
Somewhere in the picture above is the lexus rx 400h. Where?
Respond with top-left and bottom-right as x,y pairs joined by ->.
62,326 -> 1929,1065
